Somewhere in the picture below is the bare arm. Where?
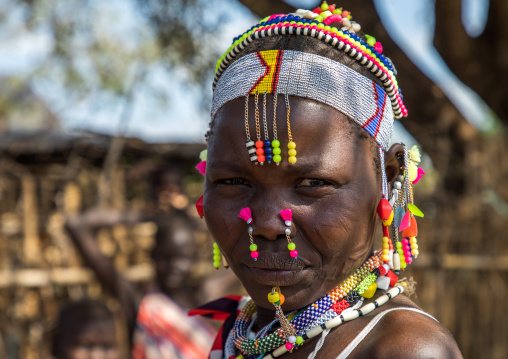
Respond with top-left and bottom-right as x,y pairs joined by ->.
65,210 -> 151,339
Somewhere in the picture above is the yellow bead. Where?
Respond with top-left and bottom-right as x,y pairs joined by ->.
288,156 -> 297,164
362,282 -> 377,299
382,254 -> 389,262
288,141 -> 296,149
411,249 -> 419,256
382,236 -> 389,243
411,243 -> 418,250
288,149 -> 297,156
409,237 -> 417,244
267,292 -> 280,303
382,243 -> 389,249
382,211 -> 394,226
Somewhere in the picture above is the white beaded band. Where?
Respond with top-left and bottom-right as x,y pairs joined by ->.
212,50 -> 394,149
262,285 -> 404,359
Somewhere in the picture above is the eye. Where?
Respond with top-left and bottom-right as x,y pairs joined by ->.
297,178 -> 334,187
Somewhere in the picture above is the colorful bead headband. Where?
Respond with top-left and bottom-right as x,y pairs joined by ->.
212,7 -> 407,120
212,49 -> 394,150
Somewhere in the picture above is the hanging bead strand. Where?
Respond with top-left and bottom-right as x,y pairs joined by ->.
255,93 -> 265,165
263,92 -> 272,164
285,94 -> 297,164
272,93 -> 282,165
244,94 -> 258,164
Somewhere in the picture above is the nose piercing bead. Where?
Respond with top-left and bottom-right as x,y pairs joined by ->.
280,209 -> 292,226
280,209 -> 298,258
239,207 -> 253,224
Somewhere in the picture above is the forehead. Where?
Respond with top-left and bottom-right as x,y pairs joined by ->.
208,95 -> 371,173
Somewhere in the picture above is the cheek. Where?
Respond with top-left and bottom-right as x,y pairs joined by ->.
203,185 -> 242,254
299,185 -> 378,260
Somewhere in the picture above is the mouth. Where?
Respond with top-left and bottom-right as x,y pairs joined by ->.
244,254 -> 310,286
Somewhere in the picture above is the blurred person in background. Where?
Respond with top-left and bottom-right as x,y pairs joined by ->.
51,299 -> 120,359
65,209 -> 216,359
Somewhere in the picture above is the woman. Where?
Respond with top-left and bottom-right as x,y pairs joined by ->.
195,2 -> 462,358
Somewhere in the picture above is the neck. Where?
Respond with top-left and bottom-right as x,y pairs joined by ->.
255,305 -> 278,331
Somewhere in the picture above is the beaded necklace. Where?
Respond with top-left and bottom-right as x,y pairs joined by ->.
226,251 -> 385,357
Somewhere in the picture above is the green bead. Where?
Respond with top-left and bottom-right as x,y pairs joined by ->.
273,155 -> 282,162
249,243 -> 258,251
213,242 -> 219,249
321,2 -> 329,10
324,25 -> 331,32
396,241 -> 402,249
213,248 -> 220,255
288,242 -> 296,251
213,254 -> 221,261
273,147 -> 281,155
271,139 -> 280,148
317,23 -> 325,29
213,261 -> 221,268
296,336 -> 304,345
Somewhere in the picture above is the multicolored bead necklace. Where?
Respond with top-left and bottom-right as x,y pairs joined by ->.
225,250 -> 406,358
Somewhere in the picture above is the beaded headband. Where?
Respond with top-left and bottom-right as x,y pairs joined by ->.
213,9 -> 407,120
212,50 -> 394,150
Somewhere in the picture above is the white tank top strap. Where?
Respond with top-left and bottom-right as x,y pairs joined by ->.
335,307 -> 438,359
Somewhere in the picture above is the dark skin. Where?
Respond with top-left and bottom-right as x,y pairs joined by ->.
204,95 -> 462,358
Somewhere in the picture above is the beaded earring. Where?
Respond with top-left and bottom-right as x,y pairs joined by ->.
254,93 -> 265,165
239,207 -> 259,260
272,93 -> 282,165
376,147 -> 394,265
280,209 -> 298,258
285,94 -> 297,164
212,242 -> 221,269
262,92 -> 272,164
244,94 -> 258,164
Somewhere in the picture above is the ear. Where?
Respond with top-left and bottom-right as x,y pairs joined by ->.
385,143 -> 405,185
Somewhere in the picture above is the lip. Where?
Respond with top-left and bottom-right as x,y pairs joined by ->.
244,253 -> 310,286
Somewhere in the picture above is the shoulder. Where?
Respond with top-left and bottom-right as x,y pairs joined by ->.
361,298 -> 463,359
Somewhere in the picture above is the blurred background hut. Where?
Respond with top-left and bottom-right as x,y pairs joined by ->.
0,0 -> 507,358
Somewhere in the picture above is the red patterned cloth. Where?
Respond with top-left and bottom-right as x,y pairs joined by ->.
132,292 -> 216,359
189,295 -> 243,359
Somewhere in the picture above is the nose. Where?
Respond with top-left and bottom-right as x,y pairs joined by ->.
246,201 -> 295,242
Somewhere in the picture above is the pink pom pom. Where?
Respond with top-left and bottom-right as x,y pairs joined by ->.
412,168 -> 426,184
290,250 -> 298,258
280,209 -> 292,222
195,161 -> 206,175
285,343 -> 293,350
251,251 -> 259,260
238,207 -> 253,224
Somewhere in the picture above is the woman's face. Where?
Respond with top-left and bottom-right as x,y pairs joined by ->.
204,95 -> 380,310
